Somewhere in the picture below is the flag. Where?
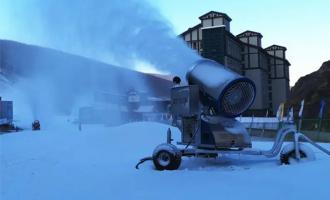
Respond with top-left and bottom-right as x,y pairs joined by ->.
288,107 -> 294,122
276,103 -> 284,121
286,107 -> 290,122
276,105 -> 280,120
319,99 -> 326,119
298,100 -> 305,118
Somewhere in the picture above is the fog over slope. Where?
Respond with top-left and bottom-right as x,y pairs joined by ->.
0,0 -> 199,76
0,0 -> 200,125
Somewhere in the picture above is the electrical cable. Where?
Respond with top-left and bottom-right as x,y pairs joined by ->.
135,157 -> 152,169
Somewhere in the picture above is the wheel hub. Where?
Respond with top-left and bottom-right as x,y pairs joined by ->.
158,152 -> 171,166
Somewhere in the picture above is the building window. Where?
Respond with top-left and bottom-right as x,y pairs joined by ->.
193,42 -> 197,49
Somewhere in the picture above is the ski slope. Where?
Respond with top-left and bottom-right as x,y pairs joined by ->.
1,120 -> 330,200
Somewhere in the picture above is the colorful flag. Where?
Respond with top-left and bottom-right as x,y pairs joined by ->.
298,100 -> 305,118
276,103 -> 284,121
288,107 -> 294,122
276,105 -> 281,120
319,99 -> 326,119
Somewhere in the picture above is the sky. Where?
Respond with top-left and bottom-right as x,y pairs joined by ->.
0,0 -> 329,86
147,0 -> 330,86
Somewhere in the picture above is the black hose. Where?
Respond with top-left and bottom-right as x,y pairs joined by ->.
135,156 -> 152,169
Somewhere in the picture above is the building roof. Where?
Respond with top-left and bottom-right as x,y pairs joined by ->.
180,11 -> 232,36
201,25 -> 226,30
241,42 -> 291,66
199,11 -> 232,22
266,45 -> 290,65
265,45 -> 287,51
237,30 -> 263,38
268,54 -> 291,66
180,23 -> 202,37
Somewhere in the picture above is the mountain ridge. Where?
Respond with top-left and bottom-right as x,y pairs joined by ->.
288,61 -> 330,118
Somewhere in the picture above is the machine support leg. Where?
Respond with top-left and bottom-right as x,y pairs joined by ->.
167,128 -> 173,144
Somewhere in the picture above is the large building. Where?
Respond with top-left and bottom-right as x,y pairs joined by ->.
180,11 -> 290,116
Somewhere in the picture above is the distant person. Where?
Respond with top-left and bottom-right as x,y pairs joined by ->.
78,122 -> 82,131
32,120 -> 41,131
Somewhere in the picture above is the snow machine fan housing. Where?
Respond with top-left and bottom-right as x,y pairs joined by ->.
186,59 -> 256,117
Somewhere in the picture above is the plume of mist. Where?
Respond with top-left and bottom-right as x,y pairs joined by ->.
0,0 -> 200,76
0,0 -> 200,126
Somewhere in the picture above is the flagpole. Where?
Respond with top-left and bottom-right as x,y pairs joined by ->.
249,114 -> 254,134
298,117 -> 302,132
318,117 -> 323,137
318,99 -> 326,134
262,110 -> 268,138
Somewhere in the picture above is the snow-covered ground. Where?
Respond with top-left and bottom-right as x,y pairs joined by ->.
1,120 -> 330,200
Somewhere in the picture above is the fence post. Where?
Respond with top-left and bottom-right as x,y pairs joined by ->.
261,119 -> 266,138
318,117 -> 323,133
298,118 -> 303,132
261,110 -> 269,138
317,118 -> 323,141
249,115 -> 254,135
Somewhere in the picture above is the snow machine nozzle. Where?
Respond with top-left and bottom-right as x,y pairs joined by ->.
172,76 -> 181,85
186,59 -> 256,117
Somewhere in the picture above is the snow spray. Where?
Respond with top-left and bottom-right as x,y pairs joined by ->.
0,0 -> 200,126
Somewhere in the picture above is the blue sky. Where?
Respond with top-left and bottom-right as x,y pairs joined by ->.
148,0 -> 330,86
0,0 -> 329,86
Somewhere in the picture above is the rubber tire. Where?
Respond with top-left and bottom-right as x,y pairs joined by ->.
152,144 -> 181,170
280,143 -> 315,165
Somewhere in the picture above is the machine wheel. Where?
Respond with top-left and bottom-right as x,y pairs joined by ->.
152,144 -> 181,170
280,143 -> 315,165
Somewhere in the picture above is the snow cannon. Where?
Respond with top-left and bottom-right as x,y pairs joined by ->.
0,97 -> 13,124
0,97 -> 17,132
136,59 -> 330,171
186,59 -> 256,117
168,59 -> 256,152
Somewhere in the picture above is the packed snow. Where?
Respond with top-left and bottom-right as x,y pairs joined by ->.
1,120 -> 329,200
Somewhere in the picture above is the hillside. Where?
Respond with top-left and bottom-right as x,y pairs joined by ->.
0,39 -> 172,98
288,61 -> 330,118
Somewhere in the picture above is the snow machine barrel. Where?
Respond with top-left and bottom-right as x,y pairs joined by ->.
186,59 -> 256,117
